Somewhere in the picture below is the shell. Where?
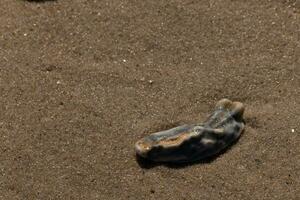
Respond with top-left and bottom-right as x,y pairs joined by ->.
135,99 -> 245,163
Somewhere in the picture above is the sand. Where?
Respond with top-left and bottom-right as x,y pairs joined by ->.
0,0 -> 299,199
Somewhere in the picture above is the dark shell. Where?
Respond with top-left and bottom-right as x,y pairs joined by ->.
135,99 -> 245,163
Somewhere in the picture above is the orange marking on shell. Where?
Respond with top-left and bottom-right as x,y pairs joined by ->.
136,140 -> 151,150
159,132 -> 191,146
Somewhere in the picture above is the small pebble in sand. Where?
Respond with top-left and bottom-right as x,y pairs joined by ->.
291,129 -> 295,133
148,80 -> 153,84
56,80 -> 61,84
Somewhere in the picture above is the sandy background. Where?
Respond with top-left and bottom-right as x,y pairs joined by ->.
0,0 -> 299,199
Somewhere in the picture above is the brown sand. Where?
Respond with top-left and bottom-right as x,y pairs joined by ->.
0,0 -> 299,199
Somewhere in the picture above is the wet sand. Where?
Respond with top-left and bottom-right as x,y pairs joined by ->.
0,0 -> 299,199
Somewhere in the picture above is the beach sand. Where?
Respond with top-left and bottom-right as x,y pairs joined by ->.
0,0 -> 299,199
